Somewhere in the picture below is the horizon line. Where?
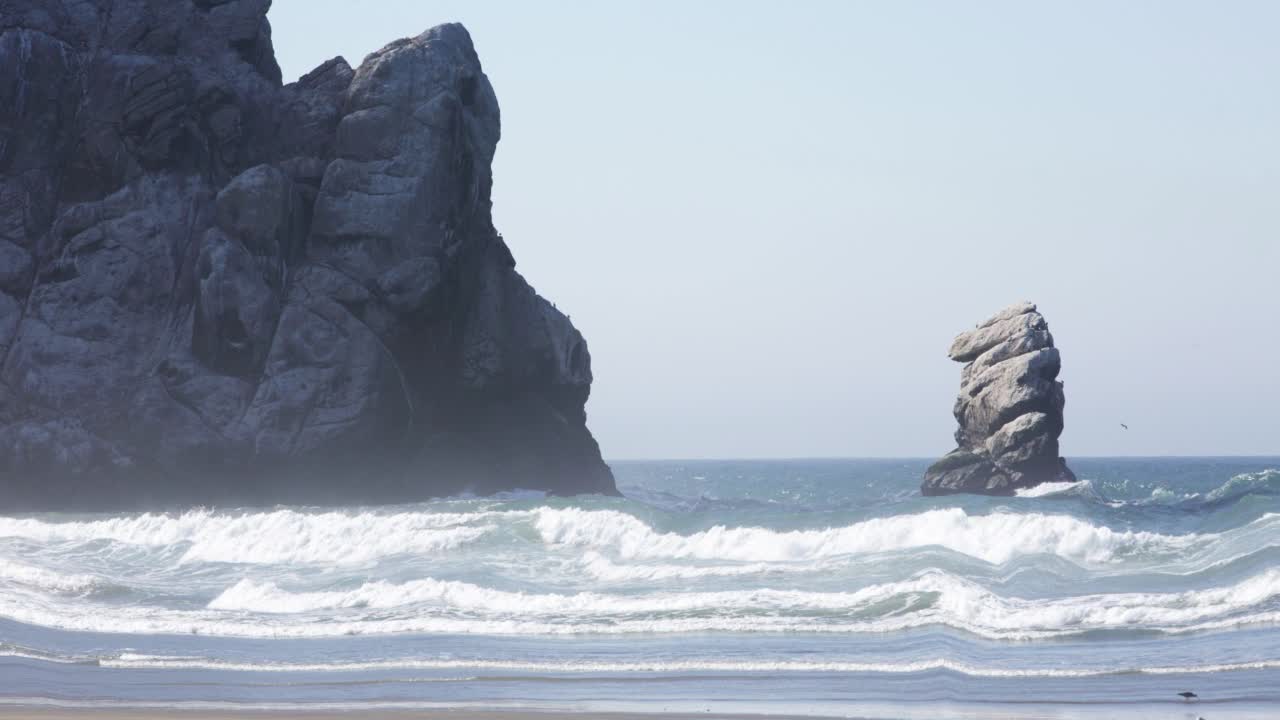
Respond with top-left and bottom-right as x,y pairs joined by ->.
606,454 -> 1280,463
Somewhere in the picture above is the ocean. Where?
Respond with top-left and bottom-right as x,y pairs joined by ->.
2,457 -> 1280,718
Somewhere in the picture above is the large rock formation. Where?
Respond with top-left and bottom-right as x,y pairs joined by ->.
922,302 -> 1075,496
0,1 -> 615,508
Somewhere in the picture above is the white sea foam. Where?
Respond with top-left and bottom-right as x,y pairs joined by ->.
207,572 -> 935,616
0,509 -> 495,564
1144,487 -> 1199,505
0,559 -> 104,595
576,551 -> 788,581
532,506 -> 1207,565
1013,480 -> 1091,498
2,599 -> 1278,641
4,565 -> 1279,641
97,652 -> 1280,678
2,503 -> 1279,642
0,504 -> 1267,570
202,567 -> 1280,634
0,642 -> 98,665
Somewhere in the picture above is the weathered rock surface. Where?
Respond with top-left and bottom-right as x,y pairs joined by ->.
0,1 -> 615,508
922,302 -> 1074,496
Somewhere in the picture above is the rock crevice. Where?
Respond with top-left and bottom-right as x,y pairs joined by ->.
922,302 -> 1074,496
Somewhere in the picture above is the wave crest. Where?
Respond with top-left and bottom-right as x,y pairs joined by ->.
533,507 -> 1201,565
1207,469 -> 1280,504
7,567 -> 1280,641
0,560 -> 105,596
0,509 -> 493,565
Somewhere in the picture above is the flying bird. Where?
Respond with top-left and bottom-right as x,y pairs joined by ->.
1120,423 -> 1129,430
1178,691 -> 1198,701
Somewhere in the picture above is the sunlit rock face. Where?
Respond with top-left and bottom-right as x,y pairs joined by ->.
922,302 -> 1075,496
0,1 -> 614,508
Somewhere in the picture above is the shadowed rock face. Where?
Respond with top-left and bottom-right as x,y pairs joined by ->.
922,302 -> 1075,496
0,1 -> 615,508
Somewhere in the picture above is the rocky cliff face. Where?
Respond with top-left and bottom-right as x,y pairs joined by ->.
922,302 -> 1074,496
0,1 -> 615,508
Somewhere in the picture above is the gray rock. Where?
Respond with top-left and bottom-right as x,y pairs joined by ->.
0,3 -> 614,509
947,309 -> 1047,362
923,302 -> 1074,496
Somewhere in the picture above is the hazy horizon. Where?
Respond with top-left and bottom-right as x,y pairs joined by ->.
604,453 -> 1280,462
269,0 -> 1279,460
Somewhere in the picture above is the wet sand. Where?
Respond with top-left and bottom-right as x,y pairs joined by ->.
0,711 -> 821,720
1,704 -> 1271,720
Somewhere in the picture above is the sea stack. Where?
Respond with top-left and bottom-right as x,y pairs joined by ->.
0,4 -> 615,508
922,302 -> 1075,496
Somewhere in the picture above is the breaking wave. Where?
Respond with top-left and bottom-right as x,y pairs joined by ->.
2,565 -> 1279,641
532,506 -> 1210,566
1206,469 -> 1280,505
0,559 -> 105,596
0,505 -> 1239,568
1013,480 -> 1095,499
204,567 -> 1280,634
2,465 -> 1279,655
0,508 -> 493,565
2,504 -> 1276,578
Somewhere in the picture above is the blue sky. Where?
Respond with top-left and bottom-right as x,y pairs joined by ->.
268,1 -> 1279,459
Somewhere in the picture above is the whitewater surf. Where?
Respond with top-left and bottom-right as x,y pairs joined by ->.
2,457 -> 1280,716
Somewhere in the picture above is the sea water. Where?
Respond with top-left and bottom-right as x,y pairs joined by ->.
2,457 -> 1280,718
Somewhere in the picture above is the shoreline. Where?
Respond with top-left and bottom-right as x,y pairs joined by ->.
0,710 -> 832,720
4,702 -> 1277,720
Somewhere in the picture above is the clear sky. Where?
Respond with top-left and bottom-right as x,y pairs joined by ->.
268,1 -> 1279,460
